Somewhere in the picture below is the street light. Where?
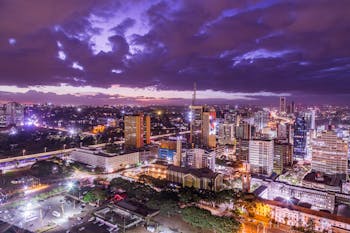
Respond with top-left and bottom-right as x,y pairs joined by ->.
67,181 -> 74,190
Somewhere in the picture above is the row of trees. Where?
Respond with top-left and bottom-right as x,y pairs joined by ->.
109,177 -> 244,232
182,206 -> 241,233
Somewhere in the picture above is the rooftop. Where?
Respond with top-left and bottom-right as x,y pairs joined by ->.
303,172 -> 344,187
168,165 -> 220,179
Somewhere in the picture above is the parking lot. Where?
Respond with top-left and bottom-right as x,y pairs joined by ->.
0,194 -> 95,232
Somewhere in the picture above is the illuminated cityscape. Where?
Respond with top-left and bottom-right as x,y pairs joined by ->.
0,1 -> 350,233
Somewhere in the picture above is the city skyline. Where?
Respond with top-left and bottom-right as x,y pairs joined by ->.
0,0 -> 350,105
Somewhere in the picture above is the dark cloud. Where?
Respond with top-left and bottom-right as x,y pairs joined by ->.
0,0 -> 349,104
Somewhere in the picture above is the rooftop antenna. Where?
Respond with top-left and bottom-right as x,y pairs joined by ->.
192,82 -> 197,106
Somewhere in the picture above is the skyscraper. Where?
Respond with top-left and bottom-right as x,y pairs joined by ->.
124,114 -> 151,149
235,122 -> 255,140
293,116 -> 307,160
202,108 -> 216,148
0,102 -> 24,127
174,137 -> 182,166
273,140 -> 293,174
189,105 -> 203,147
311,131 -> 348,176
248,139 -> 274,176
218,123 -> 235,145
185,148 -> 216,170
254,111 -> 269,131
310,109 -> 316,130
279,97 -> 286,113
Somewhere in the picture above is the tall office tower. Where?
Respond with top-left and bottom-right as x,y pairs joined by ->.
286,123 -> 293,144
0,107 -> 6,128
218,123 -> 235,145
236,122 -> 255,140
189,105 -> 203,147
310,109 -> 316,130
236,139 -> 249,161
174,137 -> 182,166
124,114 -> 151,149
273,140 -> 293,174
248,139 -> 274,176
291,101 -> 295,113
293,116 -> 307,160
254,111 -> 269,131
241,162 -> 251,193
277,123 -> 287,139
185,148 -> 216,170
287,101 -> 295,114
224,112 -> 238,124
145,115 -> 151,144
279,97 -> 286,113
202,108 -> 216,148
4,102 -> 24,126
311,131 -> 348,176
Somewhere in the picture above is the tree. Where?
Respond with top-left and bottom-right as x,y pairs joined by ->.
181,207 -> 241,233
83,189 -> 107,204
83,191 -> 96,203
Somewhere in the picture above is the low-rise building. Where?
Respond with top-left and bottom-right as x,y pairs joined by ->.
69,148 -> 139,173
255,199 -> 350,233
167,165 -> 223,191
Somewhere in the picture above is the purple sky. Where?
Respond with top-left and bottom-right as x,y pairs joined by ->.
0,0 -> 349,105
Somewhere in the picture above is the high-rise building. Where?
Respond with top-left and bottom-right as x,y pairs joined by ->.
124,114 -> 151,149
310,109 -> 316,130
279,97 -> 286,113
291,101 -> 295,113
273,141 -> 293,174
0,108 -> 6,128
0,102 -> 24,127
287,101 -> 295,114
202,108 -> 216,148
277,123 -> 287,139
189,105 -> 203,147
237,139 -> 249,161
158,140 -> 176,162
174,137 -> 182,166
248,139 -> 274,176
185,148 -> 216,170
236,122 -> 255,140
218,123 -> 235,145
293,116 -> 307,160
254,111 -> 269,131
311,131 -> 348,176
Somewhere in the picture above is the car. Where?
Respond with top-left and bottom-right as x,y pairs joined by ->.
98,222 -> 104,227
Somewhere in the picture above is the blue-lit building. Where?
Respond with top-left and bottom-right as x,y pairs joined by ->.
158,148 -> 176,162
293,116 -> 307,160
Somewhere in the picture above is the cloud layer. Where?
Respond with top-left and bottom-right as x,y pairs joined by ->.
0,0 -> 349,104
